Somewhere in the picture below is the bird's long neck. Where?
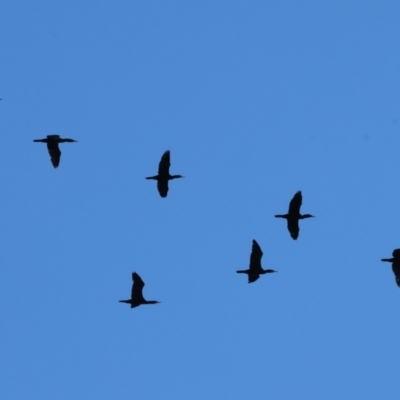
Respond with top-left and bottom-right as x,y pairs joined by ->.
275,214 -> 289,219
144,300 -> 160,304
381,258 -> 394,262
59,139 -> 77,143
299,214 -> 314,219
169,174 -> 183,180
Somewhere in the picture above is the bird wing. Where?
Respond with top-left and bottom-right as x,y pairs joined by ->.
158,151 -> 171,176
393,264 -> 400,287
287,219 -> 299,240
249,240 -> 263,271
392,249 -> 400,259
288,191 -> 302,214
131,272 -> 145,301
47,142 -> 61,168
248,273 -> 260,283
157,179 -> 169,198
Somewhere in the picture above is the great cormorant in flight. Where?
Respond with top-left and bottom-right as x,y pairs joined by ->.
275,191 -> 314,240
146,150 -> 184,197
33,135 -> 77,168
381,249 -> 400,287
119,272 -> 161,308
236,240 -> 277,283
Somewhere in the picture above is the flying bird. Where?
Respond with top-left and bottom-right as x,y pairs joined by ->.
33,134 -> 77,168
146,150 -> 184,197
119,272 -> 161,308
236,240 -> 277,283
275,191 -> 314,240
381,249 -> 400,287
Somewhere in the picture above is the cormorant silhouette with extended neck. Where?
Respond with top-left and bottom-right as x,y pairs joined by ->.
33,134 -> 77,168
381,249 -> 400,287
275,191 -> 314,240
236,240 -> 277,283
119,272 -> 161,308
146,150 -> 184,197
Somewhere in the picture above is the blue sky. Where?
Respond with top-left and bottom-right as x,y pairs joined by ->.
1,2 -> 400,399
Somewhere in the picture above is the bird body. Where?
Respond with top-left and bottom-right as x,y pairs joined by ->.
236,240 -> 277,283
275,191 -> 314,239
119,272 -> 160,308
33,134 -> 77,168
381,249 -> 400,287
146,150 -> 183,197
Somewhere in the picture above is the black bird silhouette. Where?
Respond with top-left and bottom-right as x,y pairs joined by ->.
381,249 -> 400,287
146,150 -> 184,197
33,134 -> 77,168
119,272 -> 161,308
236,240 -> 277,283
275,191 -> 314,240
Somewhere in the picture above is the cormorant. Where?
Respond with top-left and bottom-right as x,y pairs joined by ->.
119,272 -> 161,308
236,240 -> 277,283
146,150 -> 183,197
275,191 -> 314,240
33,134 -> 77,168
381,249 -> 400,287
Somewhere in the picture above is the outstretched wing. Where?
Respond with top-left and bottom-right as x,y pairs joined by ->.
47,142 -> 61,168
287,219 -> 299,240
158,151 -> 171,176
249,240 -> 263,271
392,249 -> 400,259
132,272 -> 145,301
157,179 -> 169,198
392,264 -> 400,287
248,273 -> 260,283
289,191 -> 302,214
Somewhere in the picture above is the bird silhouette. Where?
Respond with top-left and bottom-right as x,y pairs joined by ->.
275,191 -> 314,240
236,240 -> 277,283
381,249 -> 400,287
146,150 -> 183,197
33,134 -> 77,168
119,272 -> 161,308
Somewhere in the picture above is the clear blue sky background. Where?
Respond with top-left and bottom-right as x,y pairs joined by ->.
0,2 -> 399,399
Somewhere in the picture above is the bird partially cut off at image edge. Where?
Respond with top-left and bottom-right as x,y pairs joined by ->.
119,272 -> 161,308
381,249 -> 400,287
236,240 -> 277,283
146,150 -> 184,197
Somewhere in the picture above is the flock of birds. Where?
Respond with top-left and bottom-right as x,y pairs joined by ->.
33,134 -> 400,309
